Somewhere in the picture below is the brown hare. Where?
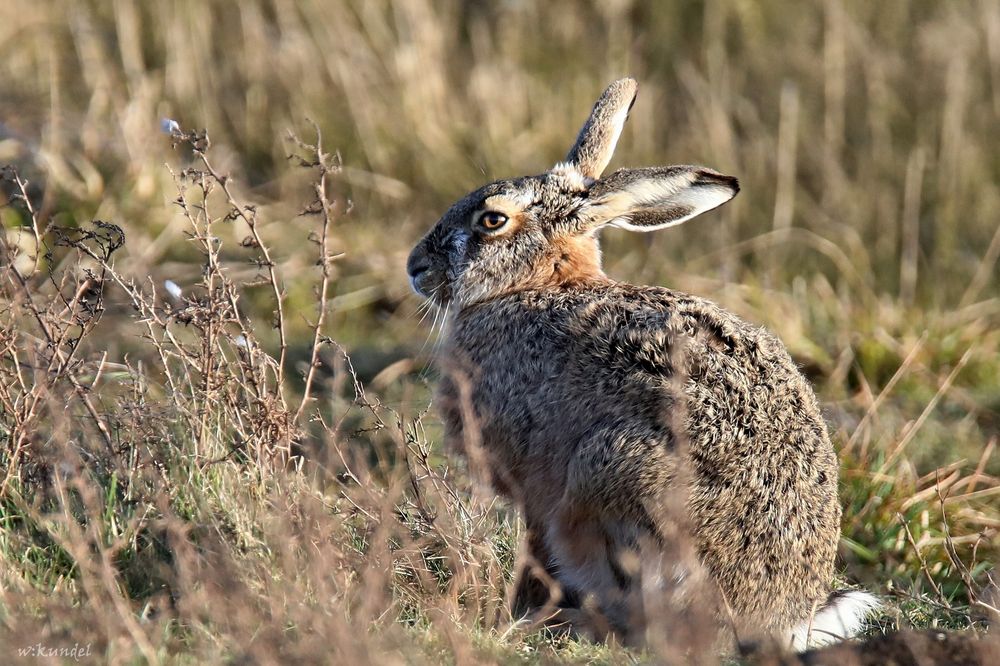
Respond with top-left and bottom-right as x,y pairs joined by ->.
407,78 -> 877,650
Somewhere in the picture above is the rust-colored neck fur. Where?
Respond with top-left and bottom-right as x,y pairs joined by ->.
527,234 -> 607,291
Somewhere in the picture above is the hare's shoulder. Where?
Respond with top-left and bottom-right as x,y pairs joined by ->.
554,284 -> 794,377
591,285 -> 832,464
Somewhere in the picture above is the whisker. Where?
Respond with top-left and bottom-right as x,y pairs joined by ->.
419,288 -> 444,355
415,294 -> 435,317
416,300 -> 434,326
430,300 -> 453,357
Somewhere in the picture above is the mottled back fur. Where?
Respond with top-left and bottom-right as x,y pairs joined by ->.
407,78 -> 876,650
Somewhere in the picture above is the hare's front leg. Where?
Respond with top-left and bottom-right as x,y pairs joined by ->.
543,502 -> 639,641
512,519 -> 568,619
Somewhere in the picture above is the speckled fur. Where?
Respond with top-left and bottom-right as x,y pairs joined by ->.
406,79 -> 866,646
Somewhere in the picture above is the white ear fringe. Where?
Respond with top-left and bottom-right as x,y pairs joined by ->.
788,590 -> 880,651
608,179 -> 737,231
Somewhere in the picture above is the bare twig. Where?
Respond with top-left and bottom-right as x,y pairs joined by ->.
291,122 -> 344,424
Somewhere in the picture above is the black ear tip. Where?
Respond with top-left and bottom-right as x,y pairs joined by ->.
696,170 -> 740,195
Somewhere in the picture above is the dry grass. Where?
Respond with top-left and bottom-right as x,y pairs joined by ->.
0,1 -> 998,663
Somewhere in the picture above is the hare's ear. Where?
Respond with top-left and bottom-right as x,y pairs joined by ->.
582,166 -> 739,232
563,78 -> 638,180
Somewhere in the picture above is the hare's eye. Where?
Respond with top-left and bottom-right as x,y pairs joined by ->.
478,211 -> 509,231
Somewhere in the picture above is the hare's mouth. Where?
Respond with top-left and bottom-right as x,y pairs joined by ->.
409,268 -> 451,305
408,271 -> 427,297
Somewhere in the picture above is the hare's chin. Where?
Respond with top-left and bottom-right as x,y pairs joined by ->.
408,274 -> 423,296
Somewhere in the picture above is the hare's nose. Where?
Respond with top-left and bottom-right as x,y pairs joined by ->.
406,256 -> 430,281
406,254 -> 432,296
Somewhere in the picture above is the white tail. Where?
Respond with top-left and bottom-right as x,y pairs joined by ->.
789,590 -> 880,651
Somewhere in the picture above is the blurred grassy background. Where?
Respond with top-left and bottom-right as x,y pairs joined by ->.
3,1 -> 1000,327
1,0 -> 999,661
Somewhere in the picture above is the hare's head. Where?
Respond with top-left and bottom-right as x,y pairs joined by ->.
407,78 -> 739,309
